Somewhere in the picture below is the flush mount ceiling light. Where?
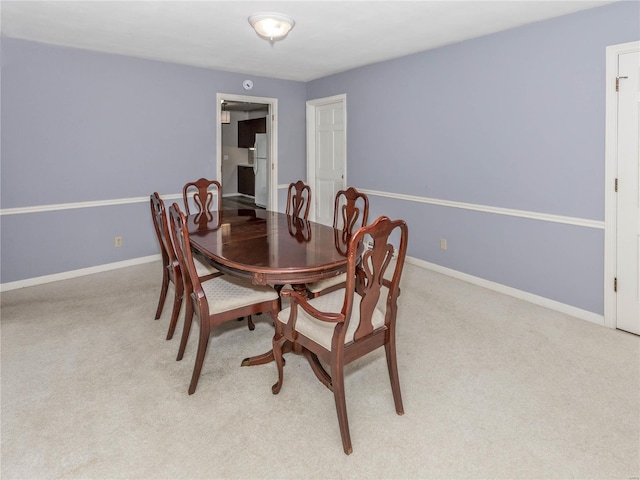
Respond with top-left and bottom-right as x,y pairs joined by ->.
248,13 -> 295,43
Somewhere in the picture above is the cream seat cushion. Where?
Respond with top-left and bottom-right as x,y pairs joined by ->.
306,273 -> 346,294
194,257 -> 220,277
277,289 -> 385,350
201,275 -> 279,314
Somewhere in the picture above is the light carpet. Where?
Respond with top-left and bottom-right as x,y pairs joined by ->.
1,261 -> 638,479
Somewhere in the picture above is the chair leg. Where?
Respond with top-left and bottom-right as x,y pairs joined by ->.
271,326 -> 286,394
154,265 -> 170,319
274,284 -> 284,311
331,361 -> 352,455
188,319 -> 211,395
384,330 -> 404,415
235,316 -> 255,331
166,282 -> 184,340
177,301 -> 194,361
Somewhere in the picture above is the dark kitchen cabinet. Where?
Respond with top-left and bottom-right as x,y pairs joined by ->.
237,117 -> 266,148
238,166 -> 255,196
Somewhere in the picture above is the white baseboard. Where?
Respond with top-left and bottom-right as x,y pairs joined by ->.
0,255 -> 161,292
406,256 -> 606,327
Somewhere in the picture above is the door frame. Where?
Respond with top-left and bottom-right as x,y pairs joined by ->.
216,93 -> 278,211
306,94 -> 347,222
603,40 -> 640,329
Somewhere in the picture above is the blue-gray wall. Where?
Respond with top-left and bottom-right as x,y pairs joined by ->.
1,38 -> 306,283
2,2 -> 638,317
307,1 -> 638,315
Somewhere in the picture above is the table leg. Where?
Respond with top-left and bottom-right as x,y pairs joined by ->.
241,340 -> 291,366
302,349 -> 332,391
241,350 -> 274,366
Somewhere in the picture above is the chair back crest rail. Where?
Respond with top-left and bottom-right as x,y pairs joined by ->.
182,178 -> 222,220
334,187 -> 369,254
286,180 -> 311,220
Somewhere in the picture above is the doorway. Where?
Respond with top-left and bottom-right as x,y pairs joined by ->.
306,94 -> 347,225
216,93 -> 278,211
604,41 -> 640,334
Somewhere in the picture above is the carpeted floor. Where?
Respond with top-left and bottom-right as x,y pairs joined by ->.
1,261 -> 638,479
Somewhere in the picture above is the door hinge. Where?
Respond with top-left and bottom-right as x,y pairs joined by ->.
615,178 -> 618,192
616,76 -> 629,92
614,277 -> 617,292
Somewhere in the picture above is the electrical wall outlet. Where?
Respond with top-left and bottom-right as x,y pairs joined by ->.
114,236 -> 123,247
440,238 -> 447,251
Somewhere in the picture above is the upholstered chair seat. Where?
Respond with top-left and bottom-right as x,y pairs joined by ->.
194,257 -> 219,277
201,276 -> 279,315
277,289 -> 384,350
305,275 -> 347,298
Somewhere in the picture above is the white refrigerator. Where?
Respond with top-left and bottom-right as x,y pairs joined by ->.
253,133 -> 268,208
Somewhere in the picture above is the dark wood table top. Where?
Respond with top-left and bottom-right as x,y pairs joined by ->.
187,208 -> 349,286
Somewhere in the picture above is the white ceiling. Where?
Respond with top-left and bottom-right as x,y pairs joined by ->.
1,1 -> 614,82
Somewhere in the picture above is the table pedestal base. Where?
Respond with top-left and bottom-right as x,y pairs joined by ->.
241,284 -> 332,390
241,341 -> 332,391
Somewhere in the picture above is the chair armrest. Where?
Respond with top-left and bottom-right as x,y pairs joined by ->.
283,288 -> 344,324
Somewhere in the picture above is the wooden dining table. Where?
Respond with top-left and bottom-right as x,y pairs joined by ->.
186,208 -> 350,374
186,208 -> 349,286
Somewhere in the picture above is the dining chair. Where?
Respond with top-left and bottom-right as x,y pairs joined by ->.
285,180 -> 311,220
150,192 -> 223,340
271,215 -> 408,455
168,203 -> 280,395
182,178 -> 222,218
306,187 -> 369,298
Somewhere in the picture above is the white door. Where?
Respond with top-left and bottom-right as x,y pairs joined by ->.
616,51 -> 640,334
307,95 -> 346,226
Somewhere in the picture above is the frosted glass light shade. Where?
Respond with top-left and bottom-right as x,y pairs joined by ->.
220,110 -> 230,124
248,13 -> 295,41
